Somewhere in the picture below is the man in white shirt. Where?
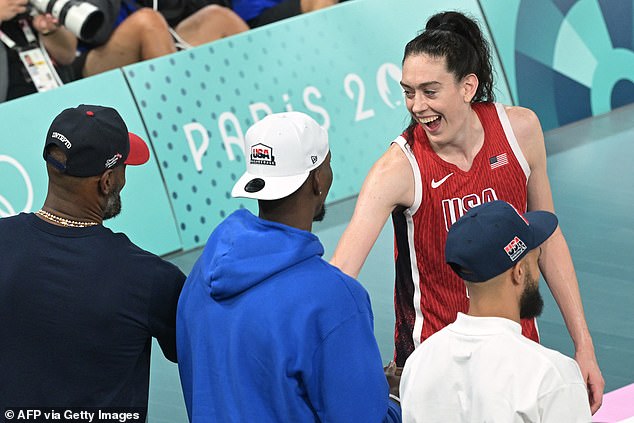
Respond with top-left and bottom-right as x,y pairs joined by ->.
399,200 -> 592,422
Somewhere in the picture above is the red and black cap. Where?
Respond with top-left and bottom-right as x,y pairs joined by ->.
43,104 -> 150,177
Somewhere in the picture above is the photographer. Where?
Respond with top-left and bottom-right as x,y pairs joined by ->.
64,0 -> 246,79
1,0 -> 76,102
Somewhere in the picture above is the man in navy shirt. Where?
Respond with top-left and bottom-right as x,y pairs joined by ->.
0,105 -> 185,416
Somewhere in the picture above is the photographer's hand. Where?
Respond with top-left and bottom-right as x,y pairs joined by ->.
32,13 -> 59,34
33,12 -> 77,65
0,0 -> 28,22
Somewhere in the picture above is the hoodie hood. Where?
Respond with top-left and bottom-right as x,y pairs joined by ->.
197,209 -> 324,300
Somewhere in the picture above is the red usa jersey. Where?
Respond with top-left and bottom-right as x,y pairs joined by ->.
391,102 -> 537,366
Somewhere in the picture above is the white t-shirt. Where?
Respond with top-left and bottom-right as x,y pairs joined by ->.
400,313 -> 591,422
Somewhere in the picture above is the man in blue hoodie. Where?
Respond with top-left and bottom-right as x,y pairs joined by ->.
176,112 -> 402,422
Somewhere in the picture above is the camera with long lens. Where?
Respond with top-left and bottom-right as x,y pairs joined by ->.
30,0 -> 104,41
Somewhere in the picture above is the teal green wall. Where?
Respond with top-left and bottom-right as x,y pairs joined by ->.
481,0 -> 634,130
0,71 -> 180,255
1,0 -> 631,253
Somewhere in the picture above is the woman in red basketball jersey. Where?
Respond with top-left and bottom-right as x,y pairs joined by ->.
331,10 -> 604,414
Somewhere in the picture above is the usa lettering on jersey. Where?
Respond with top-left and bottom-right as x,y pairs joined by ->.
442,188 -> 498,231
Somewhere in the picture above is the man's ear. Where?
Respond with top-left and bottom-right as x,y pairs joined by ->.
510,259 -> 525,287
311,169 -> 322,196
98,169 -> 115,195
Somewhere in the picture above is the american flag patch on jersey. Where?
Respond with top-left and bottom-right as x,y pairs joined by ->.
489,153 -> 508,169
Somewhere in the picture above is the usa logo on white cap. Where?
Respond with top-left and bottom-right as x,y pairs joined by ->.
250,143 -> 276,166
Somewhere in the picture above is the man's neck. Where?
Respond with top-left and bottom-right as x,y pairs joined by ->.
467,305 -> 521,325
466,278 -> 521,324
41,196 -> 103,225
258,211 -> 312,232
258,196 -> 314,232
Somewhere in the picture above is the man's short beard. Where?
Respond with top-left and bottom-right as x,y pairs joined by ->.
313,203 -> 326,222
519,268 -> 544,320
103,189 -> 122,220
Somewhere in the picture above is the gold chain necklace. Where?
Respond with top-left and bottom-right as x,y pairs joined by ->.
36,209 -> 99,228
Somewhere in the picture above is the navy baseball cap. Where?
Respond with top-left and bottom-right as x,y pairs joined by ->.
43,104 -> 150,177
445,200 -> 558,282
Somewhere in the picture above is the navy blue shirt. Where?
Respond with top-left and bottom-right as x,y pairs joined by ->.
0,213 -> 185,411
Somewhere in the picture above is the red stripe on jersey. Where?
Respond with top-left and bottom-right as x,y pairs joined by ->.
392,102 -> 538,365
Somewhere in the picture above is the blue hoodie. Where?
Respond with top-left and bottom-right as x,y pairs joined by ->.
177,209 -> 401,423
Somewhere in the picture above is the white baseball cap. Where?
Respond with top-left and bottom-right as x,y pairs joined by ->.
231,112 -> 329,200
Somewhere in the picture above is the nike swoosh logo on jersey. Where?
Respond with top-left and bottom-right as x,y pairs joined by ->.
431,173 -> 454,189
